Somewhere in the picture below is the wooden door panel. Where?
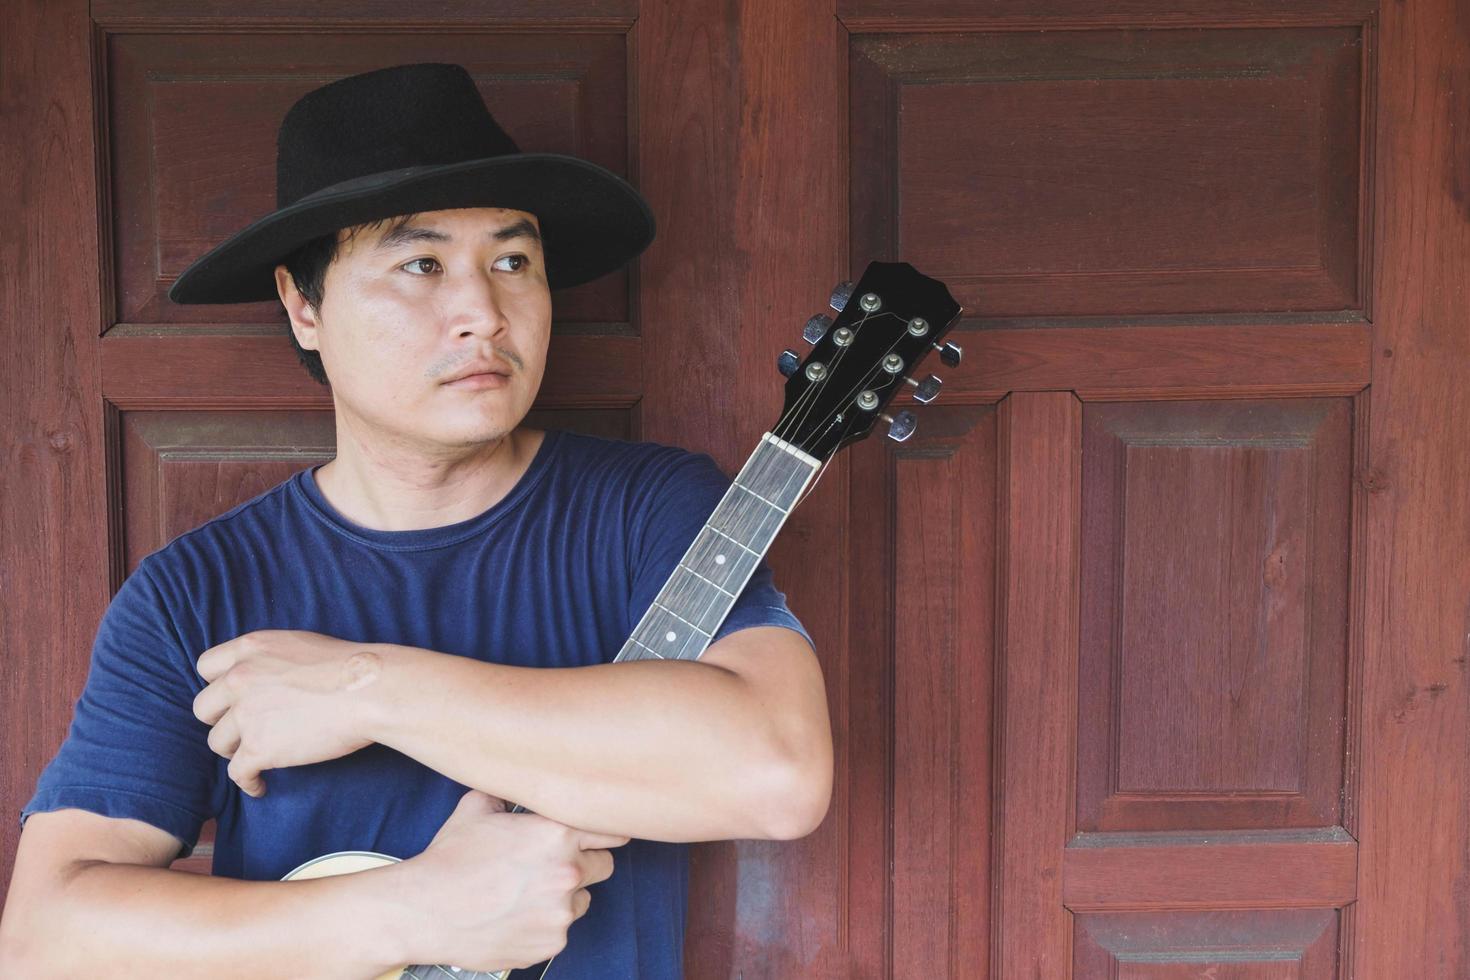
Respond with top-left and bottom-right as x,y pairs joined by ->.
1077,398 -> 1351,833
1064,827 -> 1357,911
929,322 -> 1369,403
9,0 -> 1470,975
106,32 -> 635,328
850,27 -> 1364,320
838,0 -> 1374,25
843,1 -> 1375,972
891,411 -> 996,979
119,411 -> 335,572
119,408 -> 631,574
1074,908 -> 1339,978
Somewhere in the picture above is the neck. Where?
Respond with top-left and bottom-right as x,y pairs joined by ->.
315,422 -> 544,532
616,432 -> 821,663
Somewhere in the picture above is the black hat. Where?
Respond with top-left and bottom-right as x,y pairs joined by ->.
168,62 -> 655,304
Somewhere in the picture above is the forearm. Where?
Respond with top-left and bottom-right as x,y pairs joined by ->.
364,637 -> 827,842
1,859 -> 412,978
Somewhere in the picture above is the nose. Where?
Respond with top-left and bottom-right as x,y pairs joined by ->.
446,266 -> 510,340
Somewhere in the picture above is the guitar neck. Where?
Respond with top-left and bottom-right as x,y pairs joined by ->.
614,432 -> 821,665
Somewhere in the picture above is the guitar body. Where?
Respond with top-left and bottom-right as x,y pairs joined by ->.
281,851 -> 550,980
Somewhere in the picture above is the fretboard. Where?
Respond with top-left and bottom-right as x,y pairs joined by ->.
615,432 -> 821,664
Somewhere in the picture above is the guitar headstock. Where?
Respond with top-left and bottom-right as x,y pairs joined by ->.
771,261 -> 962,460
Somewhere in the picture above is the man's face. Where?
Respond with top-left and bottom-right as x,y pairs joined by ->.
279,206 -> 552,454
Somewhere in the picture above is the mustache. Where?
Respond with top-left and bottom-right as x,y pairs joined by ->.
425,347 -> 524,380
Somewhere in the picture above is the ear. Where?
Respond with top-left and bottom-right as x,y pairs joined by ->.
275,265 -> 321,351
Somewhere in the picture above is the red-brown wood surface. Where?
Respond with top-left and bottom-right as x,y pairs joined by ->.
1,0 -> 112,896
1352,0 -> 1470,972
634,0 -> 847,973
1077,399 -> 1352,834
1064,829 -> 1358,910
4,0 -> 1469,976
995,392 -> 1083,976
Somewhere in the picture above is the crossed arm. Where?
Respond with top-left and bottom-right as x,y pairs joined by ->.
191,625 -> 834,843
0,625 -> 832,974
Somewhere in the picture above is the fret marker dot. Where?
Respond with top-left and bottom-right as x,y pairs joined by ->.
666,631 -> 678,643
715,554 -> 727,565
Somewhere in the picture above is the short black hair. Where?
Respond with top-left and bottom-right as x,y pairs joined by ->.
279,213 -> 421,386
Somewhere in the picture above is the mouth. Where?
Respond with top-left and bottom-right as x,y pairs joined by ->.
441,362 -> 513,388
443,370 -> 511,390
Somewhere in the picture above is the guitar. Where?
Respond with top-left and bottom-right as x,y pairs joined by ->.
279,260 -> 963,979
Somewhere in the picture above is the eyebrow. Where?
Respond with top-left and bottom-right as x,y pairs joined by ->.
372,218 -> 542,252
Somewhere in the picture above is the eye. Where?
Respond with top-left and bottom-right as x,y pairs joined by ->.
402,257 -> 441,275
494,254 -> 530,273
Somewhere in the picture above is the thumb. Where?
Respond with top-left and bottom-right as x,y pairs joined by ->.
229,754 -> 267,798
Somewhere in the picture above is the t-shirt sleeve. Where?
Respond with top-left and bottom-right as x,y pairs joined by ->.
627,447 -> 814,652
19,560 -> 217,860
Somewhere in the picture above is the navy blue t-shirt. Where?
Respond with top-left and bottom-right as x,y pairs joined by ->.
21,429 -> 810,978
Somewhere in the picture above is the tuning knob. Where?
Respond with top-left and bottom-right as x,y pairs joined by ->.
803,314 -> 834,344
777,349 -> 801,378
904,373 -> 943,404
881,410 -> 917,442
934,341 -> 962,368
829,281 -> 855,313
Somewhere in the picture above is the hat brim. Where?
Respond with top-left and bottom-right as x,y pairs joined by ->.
167,154 -> 655,304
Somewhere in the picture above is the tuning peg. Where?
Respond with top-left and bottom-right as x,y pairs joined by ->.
829,281 -> 854,313
803,314 -> 834,344
777,349 -> 801,378
904,373 -> 943,404
934,341 -> 962,367
881,410 -> 917,442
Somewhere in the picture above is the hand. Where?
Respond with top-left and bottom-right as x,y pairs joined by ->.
192,629 -> 383,797
391,790 -> 629,972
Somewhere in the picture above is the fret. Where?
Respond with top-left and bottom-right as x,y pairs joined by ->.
652,600 -> 707,636
740,434 -> 815,506
656,567 -> 732,634
679,563 -> 736,598
707,485 -> 785,553
615,433 -> 820,665
631,601 -> 711,661
629,635 -> 666,659
730,480 -> 786,513
684,527 -> 760,592
707,526 -> 759,556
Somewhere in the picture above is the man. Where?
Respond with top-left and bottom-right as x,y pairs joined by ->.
0,63 -> 832,977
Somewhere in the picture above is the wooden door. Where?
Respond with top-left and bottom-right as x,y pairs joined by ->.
4,1 -> 1467,977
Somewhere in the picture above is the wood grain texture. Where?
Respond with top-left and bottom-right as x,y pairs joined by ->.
851,28 -> 1364,319
994,391 -> 1082,977
1077,399 -> 1351,833
635,0 -> 850,974
6,0 -> 1467,975
0,0 -> 110,896
1064,828 -> 1357,910
1074,907 -> 1340,977
934,321 -> 1370,403
838,0 -> 1375,30
889,408 -> 997,978
105,32 -> 633,326
1352,0 -> 1470,973
101,332 -> 643,409
92,0 -> 636,28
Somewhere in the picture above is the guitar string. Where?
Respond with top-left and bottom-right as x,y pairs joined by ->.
642,300 -> 916,670
659,300 -> 915,663
663,302 -> 887,659
433,297 -> 921,979
604,318 -> 869,670
487,314 -> 879,980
